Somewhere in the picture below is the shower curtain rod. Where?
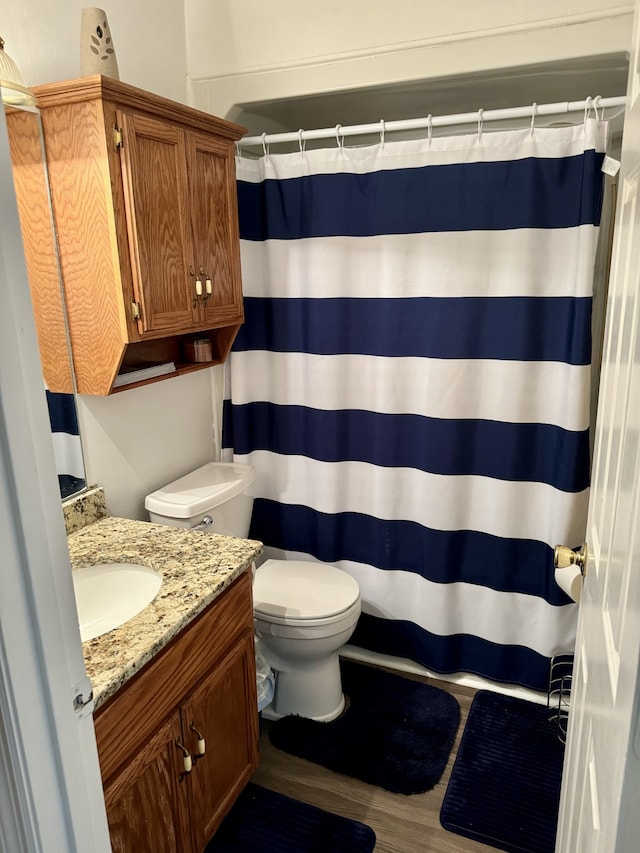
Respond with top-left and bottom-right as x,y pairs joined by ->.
239,95 -> 626,149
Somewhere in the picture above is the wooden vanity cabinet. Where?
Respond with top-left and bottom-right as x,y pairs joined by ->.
94,571 -> 259,853
29,75 -> 246,395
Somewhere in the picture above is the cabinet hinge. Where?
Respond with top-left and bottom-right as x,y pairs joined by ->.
113,127 -> 123,150
130,300 -> 141,320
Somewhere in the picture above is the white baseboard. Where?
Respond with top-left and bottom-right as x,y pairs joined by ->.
340,644 -> 548,705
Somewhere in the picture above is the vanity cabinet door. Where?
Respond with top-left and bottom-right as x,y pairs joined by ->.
118,110 -> 199,335
103,711 -> 192,853
181,633 -> 259,851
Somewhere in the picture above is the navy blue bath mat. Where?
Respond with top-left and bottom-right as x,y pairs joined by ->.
204,783 -> 376,853
440,690 -> 565,853
269,661 -> 460,795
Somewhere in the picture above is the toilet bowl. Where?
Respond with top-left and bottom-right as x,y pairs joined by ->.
254,559 -> 361,721
145,462 -> 362,722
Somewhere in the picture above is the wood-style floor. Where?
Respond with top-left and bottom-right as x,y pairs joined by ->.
252,666 -> 497,852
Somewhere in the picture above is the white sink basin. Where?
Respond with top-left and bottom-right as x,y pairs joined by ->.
72,562 -> 162,642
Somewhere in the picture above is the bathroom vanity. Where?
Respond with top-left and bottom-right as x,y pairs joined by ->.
67,511 -> 263,852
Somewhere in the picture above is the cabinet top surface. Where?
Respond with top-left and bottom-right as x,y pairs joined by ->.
32,74 -> 247,141
67,516 -> 262,709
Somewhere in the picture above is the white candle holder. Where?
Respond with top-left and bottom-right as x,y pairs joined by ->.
80,7 -> 119,79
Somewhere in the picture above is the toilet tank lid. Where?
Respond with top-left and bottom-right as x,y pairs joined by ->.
253,560 -> 360,620
145,462 -> 255,519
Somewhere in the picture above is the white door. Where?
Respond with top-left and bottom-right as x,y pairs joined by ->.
556,3 -> 640,850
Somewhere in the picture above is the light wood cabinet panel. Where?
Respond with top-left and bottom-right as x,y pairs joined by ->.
118,111 -> 197,335
24,75 -> 246,395
104,712 -> 191,853
183,636 -> 258,849
94,571 -> 259,852
186,131 -> 243,328
38,96 -> 130,395
6,108 -> 75,393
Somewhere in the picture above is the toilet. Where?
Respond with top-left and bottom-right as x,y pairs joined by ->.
145,461 -> 361,722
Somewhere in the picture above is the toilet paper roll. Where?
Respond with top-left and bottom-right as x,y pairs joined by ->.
554,565 -> 583,603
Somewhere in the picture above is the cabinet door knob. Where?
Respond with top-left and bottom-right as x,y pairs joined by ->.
199,269 -> 212,295
175,738 -> 192,773
198,269 -> 212,303
189,266 -> 203,301
189,721 -> 206,755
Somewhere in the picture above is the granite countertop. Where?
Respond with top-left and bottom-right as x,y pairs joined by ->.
68,516 -> 262,711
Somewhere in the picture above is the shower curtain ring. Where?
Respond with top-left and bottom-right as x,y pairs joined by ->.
583,96 -> 594,127
427,114 -> 433,145
335,124 -> 344,151
261,132 -> 270,157
379,119 -> 385,150
298,128 -> 306,154
235,141 -> 243,160
477,108 -> 484,142
593,95 -> 603,122
530,103 -> 537,136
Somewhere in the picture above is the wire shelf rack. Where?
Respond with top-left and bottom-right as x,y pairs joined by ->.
547,654 -> 574,744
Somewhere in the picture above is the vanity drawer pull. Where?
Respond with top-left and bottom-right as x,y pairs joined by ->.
190,721 -> 206,755
175,738 -> 192,773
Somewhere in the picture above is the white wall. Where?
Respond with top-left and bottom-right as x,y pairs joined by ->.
4,0 -> 188,103
76,371 -> 218,521
185,0 -> 633,118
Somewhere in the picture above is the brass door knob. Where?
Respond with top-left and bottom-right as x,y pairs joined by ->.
554,543 -> 588,576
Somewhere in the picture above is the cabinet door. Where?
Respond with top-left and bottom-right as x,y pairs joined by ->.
182,634 -> 259,850
118,111 -> 199,335
186,131 -> 244,329
103,711 -> 192,853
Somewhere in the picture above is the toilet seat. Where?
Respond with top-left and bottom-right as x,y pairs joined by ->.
255,598 -> 362,631
253,559 -> 360,626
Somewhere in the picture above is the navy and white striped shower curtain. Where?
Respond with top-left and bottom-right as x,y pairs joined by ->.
46,390 -> 85,498
223,119 -> 607,691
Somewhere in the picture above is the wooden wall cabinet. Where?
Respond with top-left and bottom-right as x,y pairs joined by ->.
95,571 -> 259,852
29,75 -> 247,395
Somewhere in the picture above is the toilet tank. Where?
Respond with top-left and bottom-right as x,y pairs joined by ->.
145,462 -> 256,538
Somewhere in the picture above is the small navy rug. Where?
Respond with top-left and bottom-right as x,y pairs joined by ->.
204,783 -> 376,853
440,690 -> 565,853
269,661 -> 460,795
